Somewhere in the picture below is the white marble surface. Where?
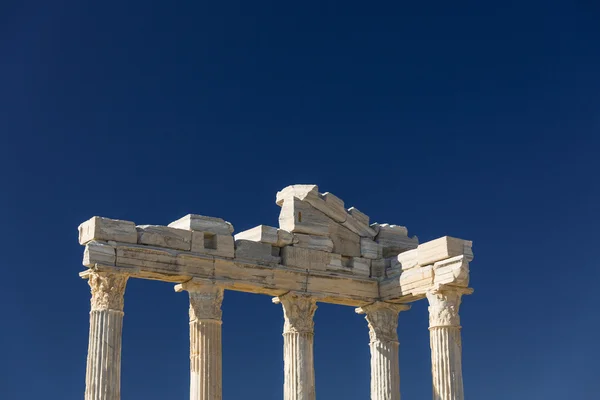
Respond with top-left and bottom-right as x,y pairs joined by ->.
273,293 -> 317,400
356,302 -> 410,400
78,184 -> 477,400
84,271 -> 128,400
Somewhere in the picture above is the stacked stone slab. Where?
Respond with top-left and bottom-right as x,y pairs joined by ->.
77,183 -> 476,400
271,184 -> 418,279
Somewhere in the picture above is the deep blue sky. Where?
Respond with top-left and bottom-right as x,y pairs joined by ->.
1,1 -> 599,399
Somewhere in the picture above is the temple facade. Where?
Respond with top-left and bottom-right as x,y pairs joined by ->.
78,184 -> 474,400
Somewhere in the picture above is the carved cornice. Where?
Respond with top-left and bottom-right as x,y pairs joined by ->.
356,302 -> 410,343
88,271 -> 128,312
273,293 -> 317,334
426,286 -> 473,328
187,284 -> 224,321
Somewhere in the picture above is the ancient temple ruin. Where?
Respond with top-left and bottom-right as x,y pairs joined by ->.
78,184 -> 474,400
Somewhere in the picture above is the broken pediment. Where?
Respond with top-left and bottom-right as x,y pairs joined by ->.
78,184 -> 473,305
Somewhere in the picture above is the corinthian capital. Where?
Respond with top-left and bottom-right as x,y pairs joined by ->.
189,286 -> 224,321
356,302 -> 410,343
273,292 -> 317,334
426,286 -> 473,328
87,271 -> 128,312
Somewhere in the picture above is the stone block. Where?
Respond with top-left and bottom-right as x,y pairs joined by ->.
399,265 -> 434,293
136,225 -> 192,251
320,192 -> 346,222
278,197 -> 331,236
280,246 -> 331,272
234,240 -> 280,264
397,249 -> 418,270
78,217 -> 137,245
326,254 -> 366,276
326,253 -> 344,270
276,184 -> 346,223
293,234 -> 334,252
116,245 -> 178,271
341,212 -> 377,239
417,236 -> 471,266
329,222 -> 361,257
373,223 -> 419,257
83,241 -> 116,267
234,225 -> 295,247
277,230 -> 296,247
348,207 -> 369,226
350,257 -> 371,277
360,238 -> 382,259
177,253 -> 214,277
192,231 -> 235,258
235,225 -> 277,244
214,259 -> 275,291
370,259 -> 386,278
307,274 -> 378,303
272,268 -> 307,292
276,184 -> 317,205
385,257 -> 402,278
433,255 -> 470,287
169,214 -> 234,235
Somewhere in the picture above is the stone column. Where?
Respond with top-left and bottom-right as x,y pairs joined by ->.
84,271 -> 129,400
426,286 -> 473,400
176,282 -> 224,400
356,302 -> 410,400
272,293 -> 318,400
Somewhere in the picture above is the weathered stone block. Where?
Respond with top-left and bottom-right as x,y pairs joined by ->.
79,217 -> 137,245
350,257 -> 371,277
169,214 -> 234,235
235,225 -> 277,244
83,241 -> 116,267
116,245 -> 178,272
278,197 -> 331,236
234,240 -> 280,264
360,238 -> 382,259
385,257 -> 402,278
341,213 -> 377,238
192,231 -> 235,258
320,192 -> 346,222
276,184 -> 317,205
329,222 -> 361,257
136,225 -> 192,251
234,225 -> 295,247
326,253 -> 344,270
417,236 -> 471,266
433,255 -> 470,287
373,223 -> 419,257
214,258 -> 275,291
177,253 -> 214,277
370,259 -> 386,278
276,184 -> 346,223
348,207 -> 369,226
272,267 -> 307,292
399,265 -> 434,293
277,230 -> 295,247
307,274 -> 378,303
397,249 -> 418,270
293,234 -> 334,252
280,246 -> 331,271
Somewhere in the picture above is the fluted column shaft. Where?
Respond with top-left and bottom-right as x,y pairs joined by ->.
356,302 -> 410,400
84,271 -> 128,400
273,293 -> 317,400
426,287 -> 473,400
177,282 -> 224,400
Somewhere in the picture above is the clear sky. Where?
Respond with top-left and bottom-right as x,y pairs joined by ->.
1,1 -> 599,399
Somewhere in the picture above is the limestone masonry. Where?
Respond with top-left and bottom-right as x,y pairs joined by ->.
78,184 -> 475,400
